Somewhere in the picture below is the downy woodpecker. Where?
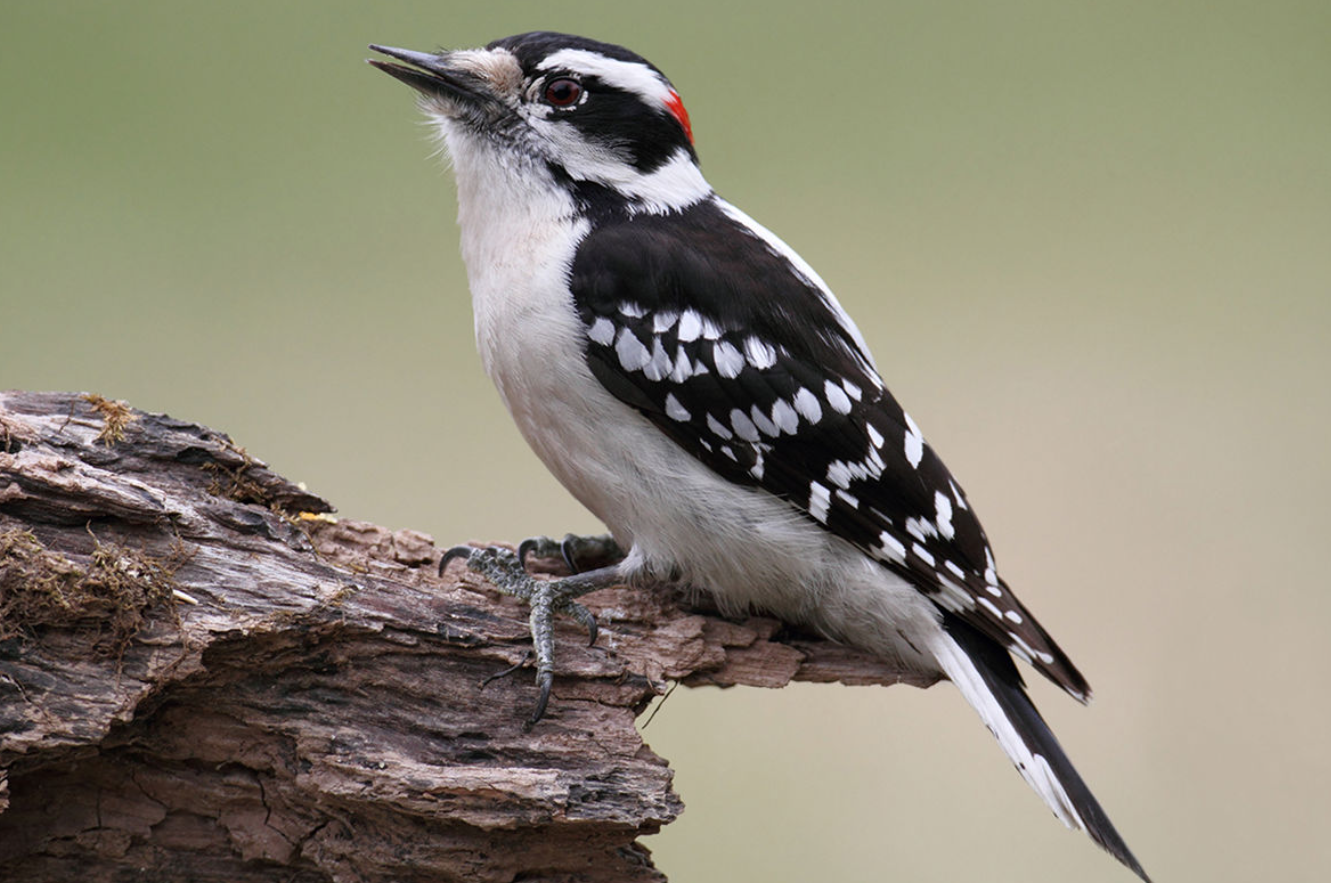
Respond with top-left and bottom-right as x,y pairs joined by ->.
369,32 -> 1149,881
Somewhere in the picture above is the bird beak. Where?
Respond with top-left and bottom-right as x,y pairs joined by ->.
367,45 -> 489,107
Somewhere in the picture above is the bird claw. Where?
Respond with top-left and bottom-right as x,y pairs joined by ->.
439,543 -> 479,576
518,532 -> 625,574
480,651 -> 533,687
517,535 -> 564,570
439,542 -> 611,723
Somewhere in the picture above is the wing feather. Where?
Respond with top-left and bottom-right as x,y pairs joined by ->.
571,198 -> 1089,699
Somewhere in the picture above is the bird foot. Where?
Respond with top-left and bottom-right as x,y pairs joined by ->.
441,543 -> 620,724
518,532 -> 625,574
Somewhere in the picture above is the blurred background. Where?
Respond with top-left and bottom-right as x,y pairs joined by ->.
3,2 -> 1328,880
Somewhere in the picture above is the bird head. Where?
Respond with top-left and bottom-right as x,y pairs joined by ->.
370,32 -> 707,214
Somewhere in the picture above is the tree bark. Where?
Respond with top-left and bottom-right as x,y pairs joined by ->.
0,390 -> 935,882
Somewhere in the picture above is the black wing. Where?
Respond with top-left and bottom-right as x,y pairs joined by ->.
570,197 -> 1089,699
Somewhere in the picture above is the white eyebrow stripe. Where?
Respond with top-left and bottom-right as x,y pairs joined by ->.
537,49 -> 673,107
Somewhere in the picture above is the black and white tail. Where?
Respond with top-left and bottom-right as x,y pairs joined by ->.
929,614 -> 1151,882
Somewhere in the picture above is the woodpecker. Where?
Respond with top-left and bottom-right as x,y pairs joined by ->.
369,32 -> 1150,881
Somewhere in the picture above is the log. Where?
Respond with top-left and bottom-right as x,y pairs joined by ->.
0,390 -> 935,882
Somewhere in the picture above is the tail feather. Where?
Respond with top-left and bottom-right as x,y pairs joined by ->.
930,613 -> 1151,882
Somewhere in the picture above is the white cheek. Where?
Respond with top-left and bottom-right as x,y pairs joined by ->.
520,113 -> 711,214
525,114 -> 627,181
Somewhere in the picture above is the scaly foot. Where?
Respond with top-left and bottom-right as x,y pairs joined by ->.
441,543 -> 622,724
517,532 -> 625,574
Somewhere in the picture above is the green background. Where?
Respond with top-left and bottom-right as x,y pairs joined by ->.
3,2 -> 1328,880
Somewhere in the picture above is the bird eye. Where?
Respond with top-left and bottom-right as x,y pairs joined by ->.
544,78 -> 583,108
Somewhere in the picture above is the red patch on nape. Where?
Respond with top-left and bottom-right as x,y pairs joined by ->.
664,89 -> 694,144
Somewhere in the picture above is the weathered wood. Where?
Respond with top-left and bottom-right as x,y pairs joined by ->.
0,390 -> 935,882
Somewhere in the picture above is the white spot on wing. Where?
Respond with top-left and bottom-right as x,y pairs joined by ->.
643,337 -> 673,380
730,408 -> 760,441
877,530 -> 907,562
867,424 -> 884,449
616,327 -> 651,371
619,301 -> 647,318
824,379 -> 852,414
677,310 -> 703,342
668,346 -> 694,382
983,546 -> 1001,594
665,393 -> 691,422
701,317 -> 724,340
713,340 -> 745,378
744,336 -> 778,370
771,399 -> 800,434
906,517 -> 939,541
808,482 -> 831,523
1009,633 -> 1039,665
706,413 -> 733,440
903,412 -> 924,468
934,490 -> 955,540
842,378 -> 863,401
653,311 -> 679,333
751,405 -> 779,437
950,478 -> 969,511
827,460 -> 853,489
912,543 -> 936,567
793,388 -> 822,424
589,317 -> 616,345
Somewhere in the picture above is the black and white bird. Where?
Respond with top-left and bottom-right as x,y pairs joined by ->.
369,32 -> 1149,881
